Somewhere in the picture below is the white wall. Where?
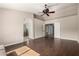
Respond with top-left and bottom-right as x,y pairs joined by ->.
0,8 -> 33,46
34,18 -> 44,39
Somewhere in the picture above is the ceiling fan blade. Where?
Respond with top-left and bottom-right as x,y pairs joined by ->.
46,13 -> 49,16
49,11 -> 55,13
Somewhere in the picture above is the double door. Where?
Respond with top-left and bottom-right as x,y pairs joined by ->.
45,24 -> 54,38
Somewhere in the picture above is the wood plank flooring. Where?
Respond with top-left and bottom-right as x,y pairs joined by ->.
5,38 -> 79,56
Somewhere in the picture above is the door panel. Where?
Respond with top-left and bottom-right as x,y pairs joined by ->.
45,24 -> 54,38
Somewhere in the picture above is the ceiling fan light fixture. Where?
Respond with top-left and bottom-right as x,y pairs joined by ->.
39,4 -> 55,16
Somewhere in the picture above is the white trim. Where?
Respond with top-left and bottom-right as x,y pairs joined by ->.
60,37 -> 78,42
4,41 -> 24,47
77,40 -> 79,43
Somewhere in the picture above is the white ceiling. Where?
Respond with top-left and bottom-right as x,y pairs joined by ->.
0,3 -> 58,13
0,3 -> 77,20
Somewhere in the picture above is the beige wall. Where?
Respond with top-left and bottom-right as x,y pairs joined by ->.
60,15 -> 77,41
0,8 -> 33,46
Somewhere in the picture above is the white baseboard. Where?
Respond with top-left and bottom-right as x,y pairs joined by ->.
60,37 -> 77,41
4,41 -> 24,47
77,40 -> 79,43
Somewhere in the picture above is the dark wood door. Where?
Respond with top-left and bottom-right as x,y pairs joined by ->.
45,24 -> 54,38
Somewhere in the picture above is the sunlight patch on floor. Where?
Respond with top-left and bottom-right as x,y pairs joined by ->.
7,46 -> 40,56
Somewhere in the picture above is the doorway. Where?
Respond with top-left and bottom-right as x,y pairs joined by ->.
23,24 -> 29,42
45,24 -> 54,39
24,24 -> 28,37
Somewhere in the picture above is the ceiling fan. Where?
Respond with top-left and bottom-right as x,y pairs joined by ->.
40,4 -> 55,16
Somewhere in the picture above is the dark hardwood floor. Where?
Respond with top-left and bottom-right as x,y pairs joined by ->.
5,38 -> 79,56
